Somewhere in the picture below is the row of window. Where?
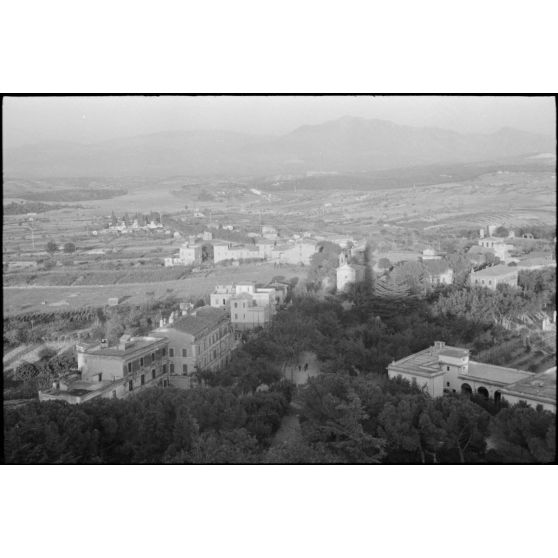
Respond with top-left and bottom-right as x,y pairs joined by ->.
168,331 -> 229,359
127,365 -> 168,391
126,347 -> 167,373
168,353 -> 230,376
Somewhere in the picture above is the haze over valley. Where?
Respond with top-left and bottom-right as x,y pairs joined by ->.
4,115 -> 554,177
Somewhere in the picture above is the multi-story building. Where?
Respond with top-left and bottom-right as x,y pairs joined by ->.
179,242 -> 202,265
210,282 -> 279,330
212,241 -> 265,263
230,293 -> 272,330
469,265 -> 518,290
38,335 -> 170,404
150,307 -> 233,386
164,242 -> 203,267
210,282 -> 277,310
387,341 -> 557,412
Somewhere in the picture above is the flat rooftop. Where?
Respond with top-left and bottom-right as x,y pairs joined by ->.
502,367 -> 556,403
85,336 -> 165,357
463,361 -> 533,386
389,344 -> 462,377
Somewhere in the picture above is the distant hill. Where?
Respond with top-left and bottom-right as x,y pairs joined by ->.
3,116 -> 554,177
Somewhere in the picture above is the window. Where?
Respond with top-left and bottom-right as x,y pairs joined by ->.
152,369 -> 156,380
183,364 -> 188,374
446,382 -> 450,387
128,380 -> 133,391
162,348 -> 166,356
170,363 -> 175,374
128,362 -> 132,373
140,357 -> 144,367
222,298 -> 226,305
169,348 -> 174,357
446,366 -> 450,371
234,313 -> 238,320
234,302 -> 238,308
151,352 -> 155,363
488,280 -> 492,285
112,390 -> 117,399
141,374 -> 145,386
163,364 -> 167,374
182,348 -> 187,357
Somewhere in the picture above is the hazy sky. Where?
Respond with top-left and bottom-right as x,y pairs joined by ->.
3,95 -> 555,147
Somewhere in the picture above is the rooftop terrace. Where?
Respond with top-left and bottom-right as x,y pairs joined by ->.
463,362 -> 533,386
85,336 -> 167,358
501,367 -> 556,403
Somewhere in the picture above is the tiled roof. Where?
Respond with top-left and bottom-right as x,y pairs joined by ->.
471,265 -> 518,277
423,259 -> 452,275
164,307 -> 228,336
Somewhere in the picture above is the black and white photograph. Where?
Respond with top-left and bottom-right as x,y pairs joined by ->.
1,4 -> 557,558
3,94 -> 556,465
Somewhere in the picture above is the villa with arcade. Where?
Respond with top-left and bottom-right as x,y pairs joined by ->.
388,341 -> 556,413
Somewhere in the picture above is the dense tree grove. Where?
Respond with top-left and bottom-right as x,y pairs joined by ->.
5,352 -> 77,400
4,387 -> 289,464
306,241 -> 342,289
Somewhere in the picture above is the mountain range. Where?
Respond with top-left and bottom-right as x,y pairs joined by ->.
3,116 -> 554,177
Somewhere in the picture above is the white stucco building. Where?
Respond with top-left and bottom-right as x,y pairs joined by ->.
212,241 -> 265,263
210,281 -> 282,330
336,250 -> 365,291
39,335 -> 170,404
388,341 -> 556,412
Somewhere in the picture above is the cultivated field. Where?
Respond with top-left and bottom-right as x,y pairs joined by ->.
3,262 -> 306,316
